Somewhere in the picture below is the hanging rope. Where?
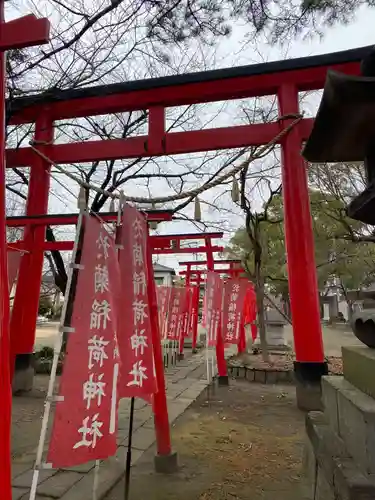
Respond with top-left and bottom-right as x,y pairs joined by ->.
28,114 -> 303,206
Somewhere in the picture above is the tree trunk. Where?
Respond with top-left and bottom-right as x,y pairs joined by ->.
281,290 -> 291,319
254,251 -> 269,363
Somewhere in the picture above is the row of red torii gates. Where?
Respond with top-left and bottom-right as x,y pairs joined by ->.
0,2 -> 371,497
6,41 -> 371,387
8,223 -> 235,383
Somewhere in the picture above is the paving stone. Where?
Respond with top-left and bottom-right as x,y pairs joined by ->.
131,426 -> 156,451
12,462 -> 33,479
62,462 -> 95,473
13,468 -> 57,488
178,388 -> 204,400
115,445 -> 144,466
142,418 -> 156,430
37,471 -> 83,498
60,459 -> 123,500
12,487 -> 29,500
168,400 -> 192,424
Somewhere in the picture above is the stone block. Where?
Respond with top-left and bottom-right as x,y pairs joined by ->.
334,457 -> 375,500
336,378 -> 375,475
306,411 -> 375,500
245,368 -> 255,381
37,471 -> 83,498
321,376 -> 341,434
316,466 -> 335,500
342,346 -> 375,399
12,366 -> 34,394
265,370 -> 278,385
300,437 -> 316,500
296,379 -> 323,411
276,370 -> 293,384
254,370 -> 266,383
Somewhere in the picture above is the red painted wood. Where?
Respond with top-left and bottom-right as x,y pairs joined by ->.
6,119 -> 314,167
278,84 -> 324,363
8,62 -> 360,125
0,15 -> 50,50
6,211 -> 172,227
10,116 -> 53,357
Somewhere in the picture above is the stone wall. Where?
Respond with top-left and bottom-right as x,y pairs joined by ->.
302,346 -> 375,499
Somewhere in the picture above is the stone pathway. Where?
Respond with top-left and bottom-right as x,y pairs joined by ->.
11,350 -> 209,500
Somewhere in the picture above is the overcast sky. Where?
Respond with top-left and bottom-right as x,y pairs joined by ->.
154,5 -> 375,272
9,3 -> 375,275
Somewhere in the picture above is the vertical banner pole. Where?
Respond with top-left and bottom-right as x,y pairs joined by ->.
179,267 -> 190,359
0,1 -> 11,496
124,397 -> 135,500
191,274 -> 200,352
93,460 -> 100,500
29,188 -> 87,500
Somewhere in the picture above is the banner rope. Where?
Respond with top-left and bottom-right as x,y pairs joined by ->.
27,114 -> 303,206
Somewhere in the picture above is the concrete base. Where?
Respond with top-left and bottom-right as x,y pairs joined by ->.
154,451 -> 178,474
342,346 -> 375,399
303,411 -> 375,500
296,380 -> 323,411
177,353 -> 184,361
218,375 -> 229,386
12,353 -> 34,395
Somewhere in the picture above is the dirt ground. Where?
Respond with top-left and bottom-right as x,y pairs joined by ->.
105,380 -> 305,500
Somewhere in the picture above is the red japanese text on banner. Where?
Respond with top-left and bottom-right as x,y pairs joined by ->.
243,285 -> 257,341
156,286 -> 171,339
47,217 -> 119,468
189,286 -> 199,333
166,287 -> 185,341
222,279 -> 248,344
182,286 -> 193,338
205,272 -> 223,347
117,204 -> 156,398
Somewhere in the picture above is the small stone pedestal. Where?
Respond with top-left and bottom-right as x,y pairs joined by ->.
253,310 -> 289,351
12,353 -> 35,395
302,346 -> 375,499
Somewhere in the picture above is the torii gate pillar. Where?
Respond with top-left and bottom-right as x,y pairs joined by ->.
278,85 -> 326,410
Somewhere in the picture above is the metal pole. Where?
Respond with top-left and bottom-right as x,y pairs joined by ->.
0,2 -> 12,498
29,190 -> 86,500
124,397 -> 135,500
206,239 -> 227,382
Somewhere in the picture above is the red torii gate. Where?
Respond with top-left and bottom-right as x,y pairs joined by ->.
7,210 -> 173,368
179,259 -> 252,358
4,43 -> 369,416
150,232 -> 225,365
0,1 -> 50,497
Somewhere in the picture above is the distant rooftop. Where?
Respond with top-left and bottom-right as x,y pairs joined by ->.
153,263 -> 176,274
